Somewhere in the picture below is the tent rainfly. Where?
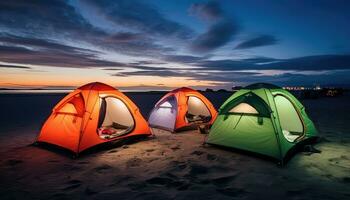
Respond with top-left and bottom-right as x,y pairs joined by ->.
207,83 -> 318,163
148,87 -> 217,132
36,82 -> 151,154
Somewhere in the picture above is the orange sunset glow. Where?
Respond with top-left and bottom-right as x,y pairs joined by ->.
0,64 -> 223,90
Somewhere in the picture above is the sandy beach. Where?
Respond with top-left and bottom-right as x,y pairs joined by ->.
0,92 -> 349,200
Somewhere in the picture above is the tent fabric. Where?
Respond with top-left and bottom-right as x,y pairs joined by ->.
37,82 -> 151,154
148,87 -> 217,132
207,83 -> 318,162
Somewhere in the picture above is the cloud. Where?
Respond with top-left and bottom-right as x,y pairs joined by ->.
162,54 -> 206,63
246,70 -> 350,87
189,0 -> 223,21
0,1 -> 176,58
110,54 -> 350,76
112,65 -> 260,84
191,20 -> 238,52
105,32 -> 143,43
0,44 -> 122,68
118,84 -> 175,91
0,34 -> 127,68
116,70 -> 185,77
0,0 -> 104,39
129,60 -> 167,65
189,1 -> 238,52
101,68 -> 124,71
0,64 -> 31,69
198,55 -> 350,71
0,34 -> 98,53
235,34 -> 278,49
197,59 -> 261,71
82,0 -> 193,39
264,54 -> 350,70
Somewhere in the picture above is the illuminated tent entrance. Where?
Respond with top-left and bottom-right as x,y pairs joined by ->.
36,82 -> 151,154
207,83 -> 318,163
148,87 -> 217,132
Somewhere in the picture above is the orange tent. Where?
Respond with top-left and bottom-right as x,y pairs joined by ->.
148,87 -> 217,132
36,82 -> 151,154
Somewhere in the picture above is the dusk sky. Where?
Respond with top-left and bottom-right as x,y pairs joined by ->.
0,0 -> 350,90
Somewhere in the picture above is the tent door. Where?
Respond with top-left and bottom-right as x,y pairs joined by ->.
148,95 -> 177,130
97,96 -> 135,139
186,96 -> 211,123
274,95 -> 304,142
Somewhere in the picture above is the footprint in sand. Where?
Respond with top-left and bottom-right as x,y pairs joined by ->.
328,155 -> 350,168
51,193 -> 69,198
206,154 -> 217,161
188,164 -> 209,177
70,165 -> 82,171
169,161 -> 187,172
48,160 -> 59,163
94,164 -> 113,173
63,163 -> 82,171
211,175 -> 237,187
85,186 -> 98,195
216,187 -> 247,197
177,183 -> 191,191
210,165 -> 230,172
286,189 -> 308,197
78,161 -> 89,165
165,156 -> 175,160
126,158 -> 142,167
108,175 -> 134,187
146,177 -> 173,186
146,157 -> 159,163
62,180 -> 82,191
6,159 -> 23,166
146,176 -> 185,189
170,145 -> 181,151
191,150 -> 204,156
342,177 -> 350,183
128,182 -> 147,190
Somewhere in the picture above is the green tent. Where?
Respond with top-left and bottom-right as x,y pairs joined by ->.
207,83 -> 318,163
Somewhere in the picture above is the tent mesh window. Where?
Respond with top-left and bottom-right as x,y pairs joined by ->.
156,95 -> 177,116
229,102 -> 259,114
56,93 -> 85,117
186,96 -> 211,123
159,100 -> 173,108
274,95 -> 304,142
97,97 -> 135,139
221,92 -> 271,118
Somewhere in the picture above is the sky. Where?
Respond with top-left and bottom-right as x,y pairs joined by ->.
0,0 -> 350,90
